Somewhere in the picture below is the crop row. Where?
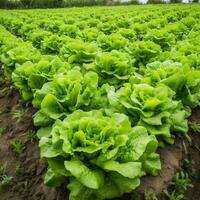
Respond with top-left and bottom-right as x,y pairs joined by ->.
0,6 -> 200,73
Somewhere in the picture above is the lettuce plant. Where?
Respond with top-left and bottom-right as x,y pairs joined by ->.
41,34 -> 63,54
118,28 -> 136,41
97,33 -> 129,51
0,42 -> 41,79
60,40 -> 98,64
39,110 -> 160,200
97,21 -> 117,35
144,29 -> 176,50
78,27 -> 100,42
127,41 -> 161,68
92,50 -> 135,85
59,24 -> 79,38
108,83 -> 188,143
142,61 -> 200,108
12,56 -> 69,100
29,30 -> 52,49
33,70 -> 99,126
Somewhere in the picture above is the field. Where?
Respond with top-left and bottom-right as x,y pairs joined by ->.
0,4 -> 200,200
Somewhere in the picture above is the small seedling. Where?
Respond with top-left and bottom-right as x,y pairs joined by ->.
164,171 -> 193,200
26,130 -> 38,143
0,87 -> 9,96
144,189 -> 158,200
12,108 -> 27,123
0,163 -> 13,192
189,121 -> 200,134
9,140 -> 24,155
172,172 -> 193,194
163,190 -> 184,200
0,175 -> 13,192
0,164 -> 7,177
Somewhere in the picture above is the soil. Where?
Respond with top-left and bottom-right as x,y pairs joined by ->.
0,74 -> 200,200
0,78 -> 67,200
184,109 -> 200,200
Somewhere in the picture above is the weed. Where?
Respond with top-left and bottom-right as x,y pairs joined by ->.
163,190 -> 184,200
172,172 -> 193,193
0,163 -> 13,192
26,130 -> 38,143
0,175 -> 13,192
0,87 -> 9,96
144,189 -> 158,200
163,172 -> 193,200
12,108 -> 27,123
0,163 -> 7,177
189,121 -> 200,134
9,139 -> 24,155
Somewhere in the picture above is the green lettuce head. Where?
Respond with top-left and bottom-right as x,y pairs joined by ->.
39,110 -> 160,200
108,83 -> 188,144
60,40 -> 98,64
33,69 -> 99,126
142,60 -> 200,108
92,50 -> 135,85
12,56 -> 69,101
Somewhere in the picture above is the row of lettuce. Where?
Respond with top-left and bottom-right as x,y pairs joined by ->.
0,7 -> 200,92
0,8 -> 200,200
0,7 -> 200,58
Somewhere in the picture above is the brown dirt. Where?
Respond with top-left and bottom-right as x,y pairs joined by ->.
184,109 -> 200,200
0,74 -> 200,200
117,138 -> 189,200
0,78 -> 67,200
136,137 -> 187,195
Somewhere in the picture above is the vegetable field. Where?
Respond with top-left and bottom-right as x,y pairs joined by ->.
0,4 -> 200,200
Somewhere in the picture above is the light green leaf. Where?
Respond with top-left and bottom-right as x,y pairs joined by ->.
100,161 -> 142,179
64,160 -> 104,189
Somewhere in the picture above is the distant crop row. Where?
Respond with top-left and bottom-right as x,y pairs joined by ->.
0,0 -> 139,9
0,5 -> 200,200
1,0 -> 198,9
